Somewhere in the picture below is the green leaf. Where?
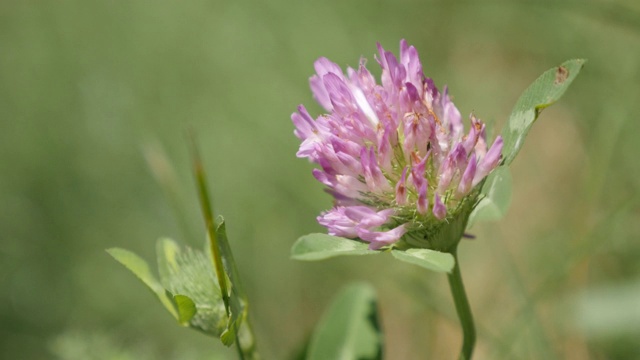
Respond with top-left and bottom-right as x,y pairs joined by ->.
214,219 -> 249,347
307,283 -> 383,360
156,238 -> 180,282
291,233 -> 379,261
467,166 -> 512,229
220,329 -> 236,347
106,248 -> 178,320
215,219 -> 246,300
390,248 -> 455,273
155,239 -> 227,336
190,137 -> 258,356
501,59 -> 586,165
173,294 -> 197,325
189,138 -> 258,357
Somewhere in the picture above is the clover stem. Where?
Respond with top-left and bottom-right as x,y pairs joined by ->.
447,246 -> 476,360
189,133 -> 260,360
189,133 -> 231,316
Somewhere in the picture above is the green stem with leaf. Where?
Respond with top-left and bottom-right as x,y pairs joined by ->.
190,134 -> 259,359
190,136 -> 232,317
447,246 -> 476,360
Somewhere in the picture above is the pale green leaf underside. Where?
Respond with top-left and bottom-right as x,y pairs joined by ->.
291,234 -> 454,273
291,233 -> 378,260
156,237 -> 180,282
155,238 -> 227,337
467,166 -> 512,229
307,283 -> 383,360
390,248 -> 455,273
106,248 -> 178,320
502,58 -> 586,165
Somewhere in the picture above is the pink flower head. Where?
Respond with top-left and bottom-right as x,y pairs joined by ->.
293,40 -> 503,249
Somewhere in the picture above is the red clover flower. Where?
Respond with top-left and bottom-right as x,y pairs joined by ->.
292,40 -> 503,250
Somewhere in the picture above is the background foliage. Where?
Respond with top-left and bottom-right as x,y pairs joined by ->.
2,0 -> 639,359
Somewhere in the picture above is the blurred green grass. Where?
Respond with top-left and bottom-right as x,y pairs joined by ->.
1,0 -> 639,359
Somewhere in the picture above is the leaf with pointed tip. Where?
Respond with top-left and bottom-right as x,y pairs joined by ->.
213,219 -> 248,347
189,138 -> 257,357
291,233 -> 378,261
307,283 -> 383,360
215,219 -> 246,300
467,166 -> 512,229
106,248 -> 178,320
214,221 -> 259,357
391,248 -> 455,273
501,59 -> 586,165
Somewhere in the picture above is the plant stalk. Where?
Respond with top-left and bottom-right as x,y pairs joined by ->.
189,133 -> 260,360
447,247 -> 476,360
189,134 -> 232,316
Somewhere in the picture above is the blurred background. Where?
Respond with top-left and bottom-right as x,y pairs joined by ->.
2,0 -> 640,359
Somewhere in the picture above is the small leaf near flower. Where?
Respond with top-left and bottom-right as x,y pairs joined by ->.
467,166 -> 512,228
391,248 -> 455,273
291,233 -> 380,261
501,59 -> 586,165
213,219 -> 250,348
